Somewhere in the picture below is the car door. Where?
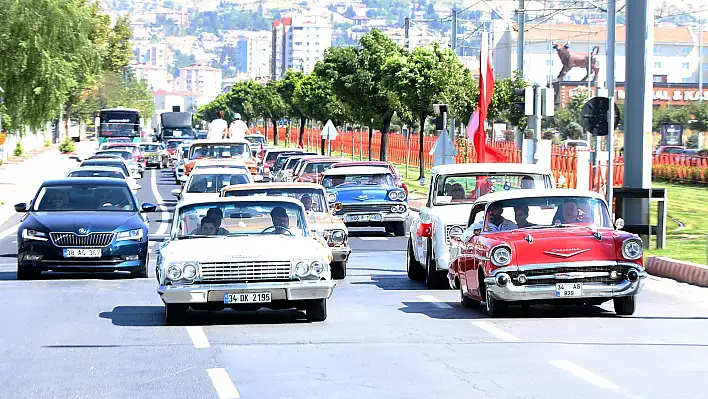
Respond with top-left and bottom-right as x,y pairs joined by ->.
461,203 -> 487,299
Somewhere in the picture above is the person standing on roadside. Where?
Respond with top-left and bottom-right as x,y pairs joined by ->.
207,111 -> 228,140
229,113 -> 249,141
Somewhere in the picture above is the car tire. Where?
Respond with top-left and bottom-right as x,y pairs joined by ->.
613,296 -> 636,316
460,283 -> 481,308
306,298 -> 327,322
486,289 -> 508,318
425,240 -> 447,289
165,304 -> 188,325
331,261 -> 347,279
157,162 -> 162,170
17,264 -> 40,280
406,238 -> 424,281
392,221 -> 405,237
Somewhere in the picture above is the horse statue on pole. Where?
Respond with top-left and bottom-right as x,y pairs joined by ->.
552,42 -> 600,83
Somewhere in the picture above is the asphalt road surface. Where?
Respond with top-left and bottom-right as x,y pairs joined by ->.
1,168 -> 707,399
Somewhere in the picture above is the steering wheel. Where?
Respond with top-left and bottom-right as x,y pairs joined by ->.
260,225 -> 294,235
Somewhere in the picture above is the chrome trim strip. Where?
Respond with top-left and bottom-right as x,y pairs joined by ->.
490,260 -> 643,275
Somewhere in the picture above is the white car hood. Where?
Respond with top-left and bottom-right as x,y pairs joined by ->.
428,203 -> 475,225
161,235 -> 330,262
179,192 -> 220,203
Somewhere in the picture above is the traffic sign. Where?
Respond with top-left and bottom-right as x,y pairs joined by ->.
321,120 -> 338,140
581,96 -> 621,136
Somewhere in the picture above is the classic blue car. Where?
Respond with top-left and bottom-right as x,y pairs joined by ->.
321,166 -> 408,236
14,178 -> 156,279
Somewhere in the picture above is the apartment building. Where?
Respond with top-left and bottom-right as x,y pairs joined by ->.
134,42 -> 168,68
177,65 -> 222,98
132,64 -> 170,91
235,31 -> 272,79
271,16 -> 333,79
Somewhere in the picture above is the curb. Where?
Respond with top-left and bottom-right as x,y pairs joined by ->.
645,256 -> 708,288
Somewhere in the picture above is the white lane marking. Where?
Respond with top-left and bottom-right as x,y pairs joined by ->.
359,237 -> 388,241
0,223 -> 20,240
149,170 -> 170,236
418,295 -> 452,309
207,368 -> 240,399
470,321 -> 521,342
185,326 -> 210,349
549,360 -> 620,390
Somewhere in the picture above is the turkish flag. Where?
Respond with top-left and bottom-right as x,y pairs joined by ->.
473,33 -> 505,164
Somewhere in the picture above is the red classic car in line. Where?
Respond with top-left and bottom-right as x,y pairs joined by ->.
449,189 -> 646,317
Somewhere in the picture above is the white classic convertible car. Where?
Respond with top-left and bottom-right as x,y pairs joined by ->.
407,163 -> 555,289
156,196 -> 335,324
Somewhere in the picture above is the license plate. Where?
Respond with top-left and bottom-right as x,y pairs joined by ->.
224,292 -> 271,304
346,214 -> 381,222
555,283 -> 583,297
63,248 -> 102,258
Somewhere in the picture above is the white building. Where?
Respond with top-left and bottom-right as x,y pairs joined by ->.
132,64 -> 170,91
133,42 -> 168,68
235,31 -> 272,79
491,22 -> 706,86
271,15 -> 333,78
177,65 -> 222,98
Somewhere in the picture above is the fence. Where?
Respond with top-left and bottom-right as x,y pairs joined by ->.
260,126 -> 707,192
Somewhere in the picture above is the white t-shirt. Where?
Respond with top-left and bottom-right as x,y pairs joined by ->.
229,120 -> 249,141
207,119 -> 228,140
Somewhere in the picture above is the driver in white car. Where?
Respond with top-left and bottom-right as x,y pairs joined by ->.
270,206 -> 290,234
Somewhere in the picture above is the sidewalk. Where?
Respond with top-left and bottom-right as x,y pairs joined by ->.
408,194 -> 427,212
0,141 -> 96,225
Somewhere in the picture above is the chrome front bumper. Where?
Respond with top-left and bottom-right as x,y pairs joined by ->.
330,245 -> 351,263
158,280 -> 336,304
484,271 -> 647,302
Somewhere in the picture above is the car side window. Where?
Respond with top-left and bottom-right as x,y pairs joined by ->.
427,174 -> 438,207
467,203 -> 487,228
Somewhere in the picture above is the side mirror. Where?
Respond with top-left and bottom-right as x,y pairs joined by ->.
171,189 -> 182,198
141,202 -> 157,213
131,173 -> 141,179
473,229 -> 481,236
253,175 -> 263,182
134,184 -> 142,190
178,175 -> 188,183
615,218 -> 625,230
14,203 -> 28,213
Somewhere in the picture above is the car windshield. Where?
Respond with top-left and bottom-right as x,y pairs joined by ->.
109,146 -> 139,154
186,173 -> 251,193
322,173 -> 395,188
81,162 -> 129,176
181,147 -> 190,157
472,196 -> 612,233
245,136 -> 265,145
68,170 -> 125,179
434,173 -> 548,205
175,201 -> 308,238
276,155 -> 298,170
224,188 -> 327,213
167,141 -> 183,149
195,164 -> 247,171
33,185 -> 135,212
141,145 -> 160,152
190,144 -> 249,160
98,151 -> 132,160
265,151 -> 286,162
303,162 -> 335,174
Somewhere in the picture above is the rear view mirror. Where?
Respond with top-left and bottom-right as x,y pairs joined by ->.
171,189 -> 182,198
179,175 -> 188,183
131,173 -> 141,179
14,203 -> 28,213
615,218 -> 625,230
473,229 -> 481,236
141,202 -> 157,213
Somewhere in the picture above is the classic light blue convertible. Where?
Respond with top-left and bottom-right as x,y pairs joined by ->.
321,166 -> 408,236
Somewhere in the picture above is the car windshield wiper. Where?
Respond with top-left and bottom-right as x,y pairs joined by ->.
176,235 -> 221,239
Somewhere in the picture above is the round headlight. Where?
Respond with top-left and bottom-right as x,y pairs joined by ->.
491,246 -> 512,267
622,239 -> 643,260
295,261 -> 310,277
398,191 -> 407,201
448,226 -> 463,238
182,264 -> 197,279
167,265 -> 182,280
331,230 -> 346,243
310,261 -> 325,275
327,193 -> 337,203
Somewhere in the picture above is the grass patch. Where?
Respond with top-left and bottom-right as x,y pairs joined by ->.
645,181 -> 708,264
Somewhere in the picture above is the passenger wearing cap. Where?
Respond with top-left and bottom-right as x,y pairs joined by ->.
229,113 -> 249,141
269,206 -> 291,235
300,194 -> 313,211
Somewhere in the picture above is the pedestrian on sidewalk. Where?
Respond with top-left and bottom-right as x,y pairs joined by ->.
228,113 -> 249,141
207,111 -> 228,140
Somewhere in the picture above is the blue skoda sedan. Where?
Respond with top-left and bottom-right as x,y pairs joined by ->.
15,178 -> 156,279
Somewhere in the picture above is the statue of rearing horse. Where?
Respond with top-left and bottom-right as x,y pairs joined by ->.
552,41 -> 600,83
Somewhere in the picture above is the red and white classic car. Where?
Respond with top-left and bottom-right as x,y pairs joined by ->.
449,189 -> 646,317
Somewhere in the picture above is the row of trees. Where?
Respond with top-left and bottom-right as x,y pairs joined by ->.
0,0 -> 152,137
198,29 -> 527,167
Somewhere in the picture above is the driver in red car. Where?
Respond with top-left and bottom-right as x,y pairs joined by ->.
485,203 -> 517,232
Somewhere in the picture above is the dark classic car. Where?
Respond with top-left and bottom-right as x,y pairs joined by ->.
321,166 -> 408,236
15,178 -> 156,279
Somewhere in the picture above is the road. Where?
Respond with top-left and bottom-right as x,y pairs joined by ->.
0,167 -> 707,399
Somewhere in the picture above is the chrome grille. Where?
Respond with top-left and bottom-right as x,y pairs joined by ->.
50,232 -> 115,248
508,265 -> 632,285
200,261 -> 291,282
445,224 -> 465,244
337,203 -> 393,214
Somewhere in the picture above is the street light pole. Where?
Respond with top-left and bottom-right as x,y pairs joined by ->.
606,0 -> 616,211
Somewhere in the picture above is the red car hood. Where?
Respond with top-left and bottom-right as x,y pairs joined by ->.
494,227 -> 619,265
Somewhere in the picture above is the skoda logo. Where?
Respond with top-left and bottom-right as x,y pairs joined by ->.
78,228 -> 88,234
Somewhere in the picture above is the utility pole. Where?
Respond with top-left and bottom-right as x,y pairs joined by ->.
700,20 -> 703,103
606,0 -> 616,210
533,84 -> 542,143
450,9 -> 457,146
624,0 -> 654,245
404,17 -> 410,50
517,0 -> 525,78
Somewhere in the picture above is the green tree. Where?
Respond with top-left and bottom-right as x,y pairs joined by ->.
549,92 -> 589,139
104,15 -> 133,73
651,106 -> 690,132
488,71 -> 528,129
688,102 -> 708,132
226,80 -> 263,124
254,82 -> 288,143
294,73 -> 349,128
275,70 -> 308,146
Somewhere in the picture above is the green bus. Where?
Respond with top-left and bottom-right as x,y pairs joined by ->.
97,108 -> 143,145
